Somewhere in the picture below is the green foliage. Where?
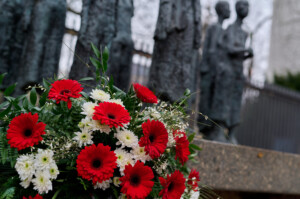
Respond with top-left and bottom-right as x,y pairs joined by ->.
274,72 -> 300,92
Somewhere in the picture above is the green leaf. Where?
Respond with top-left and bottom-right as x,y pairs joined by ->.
90,57 -> 101,69
0,104 -> 12,118
0,101 -> 9,110
188,133 -> 195,142
30,87 -> 37,105
108,76 -> 114,92
4,84 -> 16,96
39,91 -> 48,107
43,79 -> 51,90
79,77 -> 94,81
22,98 -> 29,110
103,47 -> 109,62
80,91 -> 89,99
91,43 -> 100,58
0,73 -> 7,85
189,144 -> 202,151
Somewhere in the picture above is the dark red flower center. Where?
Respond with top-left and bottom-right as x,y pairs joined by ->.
60,89 -> 71,95
130,174 -> 141,186
92,159 -> 102,169
23,129 -> 32,137
149,134 -> 155,143
107,114 -> 116,119
168,182 -> 174,191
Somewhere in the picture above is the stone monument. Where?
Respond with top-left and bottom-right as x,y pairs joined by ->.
209,0 -> 253,143
15,0 -> 66,93
107,0 -> 134,91
198,1 -> 230,141
148,0 -> 202,103
69,0 -> 117,85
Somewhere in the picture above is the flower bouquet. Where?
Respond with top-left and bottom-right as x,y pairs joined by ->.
0,45 -> 203,199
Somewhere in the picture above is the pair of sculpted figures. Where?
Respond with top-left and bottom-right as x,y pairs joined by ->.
198,0 -> 253,144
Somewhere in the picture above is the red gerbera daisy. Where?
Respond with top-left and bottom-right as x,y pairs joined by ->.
159,170 -> 186,199
93,102 -> 131,128
120,161 -> 154,199
23,194 -> 43,199
187,169 -> 200,191
139,120 -> 168,159
48,79 -> 83,109
133,83 -> 158,104
6,113 -> 46,151
76,143 -> 117,184
173,130 -> 190,165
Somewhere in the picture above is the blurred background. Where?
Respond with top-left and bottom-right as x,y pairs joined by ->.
1,0 -> 300,154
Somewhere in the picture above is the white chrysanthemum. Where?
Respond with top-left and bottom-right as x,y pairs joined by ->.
15,154 -> 35,181
32,171 -> 52,194
48,163 -> 59,179
90,89 -> 110,102
81,102 -> 97,117
118,194 -> 127,199
108,99 -> 124,107
73,129 -> 93,147
132,146 -> 151,163
91,120 -> 111,134
114,149 -> 134,175
78,117 -> 93,130
20,177 -> 32,188
115,129 -> 138,148
93,179 -> 112,190
34,149 -> 54,170
190,190 -> 200,199
113,177 -> 121,187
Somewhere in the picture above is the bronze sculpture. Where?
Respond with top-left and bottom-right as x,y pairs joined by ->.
198,1 -> 230,142
107,0 -> 134,91
18,0 -> 66,92
208,0 -> 253,143
149,0 -> 202,103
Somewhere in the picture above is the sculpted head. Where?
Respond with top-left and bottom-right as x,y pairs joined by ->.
236,0 -> 249,19
215,1 -> 230,19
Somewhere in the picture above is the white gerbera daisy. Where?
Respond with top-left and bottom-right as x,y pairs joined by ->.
93,179 -> 112,190
48,163 -> 59,179
91,120 -> 111,134
20,177 -> 32,188
32,171 -> 52,194
81,102 -> 97,117
108,99 -> 124,107
34,149 -> 54,170
73,129 -> 93,147
15,154 -> 35,181
90,89 -> 110,102
115,129 -> 138,148
132,146 -> 151,163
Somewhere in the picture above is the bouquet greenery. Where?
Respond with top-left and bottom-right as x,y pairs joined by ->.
0,45 -> 202,199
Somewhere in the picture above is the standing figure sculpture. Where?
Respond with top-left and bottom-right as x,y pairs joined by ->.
69,0 -> 117,88
0,0 -> 25,90
149,0 -> 202,103
107,0 -> 134,91
198,1 -> 230,142
18,0 -> 66,92
209,0 -> 253,143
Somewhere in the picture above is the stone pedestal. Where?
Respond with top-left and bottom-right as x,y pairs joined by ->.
189,138 -> 300,197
